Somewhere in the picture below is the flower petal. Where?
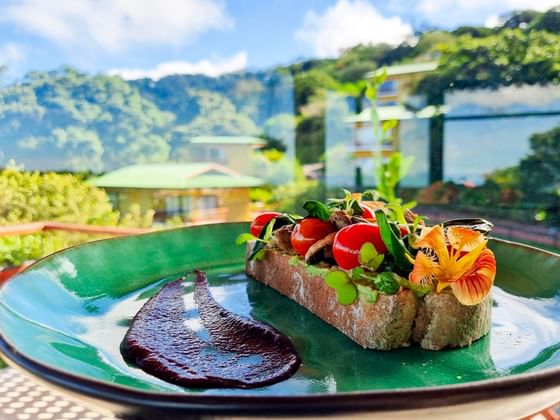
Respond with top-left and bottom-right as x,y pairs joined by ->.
447,226 -> 485,252
449,249 -> 496,305
414,225 -> 448,262
410,251 -> 440,286
437,281 -> 450,293
444,239 -> 488,282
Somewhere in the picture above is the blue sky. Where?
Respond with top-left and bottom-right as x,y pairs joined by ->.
0,0 -> 557,81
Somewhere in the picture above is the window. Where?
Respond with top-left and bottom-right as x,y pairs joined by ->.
198,195 -> 219,210
208,148 -> 226,164
165,196 -> 181,216
107,192 -> 119,209
378,80 -> 398,97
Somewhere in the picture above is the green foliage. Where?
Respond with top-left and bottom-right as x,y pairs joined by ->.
0,68 -> 175,171
364,70 -> 415,203
374,209 -> 413,272
0,167 -> 118,225
373,272 -> 401,294
375,153 -> 415,204
1,9 -> 558,173
0,167 -> 153,266
358,242 -> 384,271
175,89 -> 259,138
325,270 -> 358,305
416,28 -> 560,104
295,115 -> 324,164
261,160 -> 324,214
517,125 -> 560,223
294,70 -> 339,108
0,68 -> 278,172
302,200 -> 331,221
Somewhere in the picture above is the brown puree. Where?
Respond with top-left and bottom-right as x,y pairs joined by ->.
121,270 -> 301,388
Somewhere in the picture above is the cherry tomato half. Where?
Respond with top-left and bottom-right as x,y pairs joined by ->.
250,212 -> 282,237
360,204 -> 375,219
291,218 -> 336,257
333,223 -> 388,270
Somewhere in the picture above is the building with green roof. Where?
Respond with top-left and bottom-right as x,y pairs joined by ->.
327,61 -> 440,189
89,163 -> 264,223
344,60 -> 441,158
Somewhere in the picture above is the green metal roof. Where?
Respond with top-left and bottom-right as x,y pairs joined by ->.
366,61 -> 439,78
88,163 -> 264,190
189,136 -> 266,145
345,105 -> 447,123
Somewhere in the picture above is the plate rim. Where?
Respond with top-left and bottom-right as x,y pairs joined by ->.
1,329 -> 560,415
1,226 -> 560,414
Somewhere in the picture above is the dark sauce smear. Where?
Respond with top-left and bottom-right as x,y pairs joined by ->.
121,270 -> 301,388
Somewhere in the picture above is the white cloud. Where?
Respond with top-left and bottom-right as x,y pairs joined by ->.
108,51 -> 248,80
502,0 -> 559,11
295,0 -> 413,57
0,0 -> 233,53
0,43 -> 25,65
484,14 -> 503,28
447,84 -> 560,109
418,0 -> 559,28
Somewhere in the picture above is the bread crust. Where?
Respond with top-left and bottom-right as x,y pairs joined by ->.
246,244 -> 492,351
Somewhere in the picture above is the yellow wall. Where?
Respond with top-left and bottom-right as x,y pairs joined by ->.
105,187 -> 253,223
221,188 -> 253,221
109,189 -> 154,214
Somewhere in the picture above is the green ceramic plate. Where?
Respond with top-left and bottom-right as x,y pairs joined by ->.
1,223 -> 560,418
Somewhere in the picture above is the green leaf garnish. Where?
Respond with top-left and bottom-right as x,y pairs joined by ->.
398,278 -> 433,297
374,209 -> 413,271
349,199 -> 363,216
373,272 -> 401,294
351,267 -> 365,280
248,218 -> 276,261
361,190 -> 378,201
324,270 -> 358,305
325,270 -> 350,289
386,203 -> 409,233
402,200 -> 417,210
263,217 -> 276,240
358,242 -> 384,271
382,119 -> 398,133
336,283 -> 358,305
252,248 -> 266,261
235,232 -> 258,245
412,215 -> 427,232
303,200 -> 331,221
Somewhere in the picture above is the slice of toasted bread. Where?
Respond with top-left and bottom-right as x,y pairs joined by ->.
246,244 -> 492,351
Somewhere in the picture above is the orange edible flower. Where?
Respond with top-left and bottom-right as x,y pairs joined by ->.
409,225 -> 496,305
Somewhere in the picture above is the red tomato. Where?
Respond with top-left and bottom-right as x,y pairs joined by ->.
291,218 -> 336,257
333,223 -> 388,270
250,212 -> 282,237
360,204 -> 375,219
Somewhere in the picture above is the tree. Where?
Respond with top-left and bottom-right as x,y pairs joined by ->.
173,89 -> 259,140
416,27 -> 560,104
294,70 -> 338,108
0,167 -> 153,265
518,126 -> 560,203
0,67 -> 175,171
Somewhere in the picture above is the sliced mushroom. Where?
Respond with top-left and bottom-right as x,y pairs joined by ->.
274,224 -> 297,254
304,232 -> 336,265
329,210 -> 353,230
